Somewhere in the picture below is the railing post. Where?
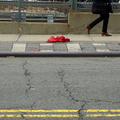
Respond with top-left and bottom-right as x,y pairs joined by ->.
18,0 -> 21,22
71,0 -> 77,12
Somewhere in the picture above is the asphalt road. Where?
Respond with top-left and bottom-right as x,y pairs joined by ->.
0,57 -> 120,120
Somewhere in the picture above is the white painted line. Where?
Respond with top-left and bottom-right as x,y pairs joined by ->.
67,43 -> 81,52
93,43 -> 106,46
40,43 -> 53,52
12,43 -> 26,52
40,43 -> 53,46
92,43 -> 110,52
40,50 -> 53,52
96,49 -> 110,52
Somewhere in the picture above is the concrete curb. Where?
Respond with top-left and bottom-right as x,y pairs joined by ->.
1,52 -> 120,57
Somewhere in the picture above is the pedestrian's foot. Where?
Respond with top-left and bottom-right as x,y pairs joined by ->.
102,32 -> 112,36
85,25 -> 91,35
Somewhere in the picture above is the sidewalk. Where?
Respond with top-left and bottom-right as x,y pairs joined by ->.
0,34 -> 120,57
1,34 -> 120,42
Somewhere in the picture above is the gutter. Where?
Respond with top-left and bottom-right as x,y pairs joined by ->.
0,52 -> 120,57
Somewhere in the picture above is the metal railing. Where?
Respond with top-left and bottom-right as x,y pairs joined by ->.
0,0 -> 70,22
0,0 -> 120,22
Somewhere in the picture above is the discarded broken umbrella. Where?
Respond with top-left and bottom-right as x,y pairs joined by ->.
46,36 -> 70,43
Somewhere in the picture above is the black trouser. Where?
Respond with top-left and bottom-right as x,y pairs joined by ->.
89,13 -> 109,33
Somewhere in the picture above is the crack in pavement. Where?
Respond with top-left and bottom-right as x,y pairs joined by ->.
22,61 -> 34,96
57,68 -> 79,102
16,34 -> 22,42
21,113 -> 29,120
57,68 -> 120,119
22,62 -> 42,109
57,68 -> 88,120
78,102 -> 87,120
30,101 -> 36,109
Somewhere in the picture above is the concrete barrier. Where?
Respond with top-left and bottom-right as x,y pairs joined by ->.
0,22 -> 70,34
0,12 -> 120,34
68,12 -> 120,34
0,22 -> 19,34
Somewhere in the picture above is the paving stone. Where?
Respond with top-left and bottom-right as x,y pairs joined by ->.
0,43 -> 13,51
54,49 -> 68,52
0,41 -> 119,53
40,43 -> 53,50
67,43 -> 82,52
12,43 -> 26,52
54,43 -> 67,51
80,43 -> 95,52
82,48 -> 96,52
106,43 -> 120,51
26,43 -> 40,52
92,43 -> 109,51
96,49 -> 110,52
40,50 -> 54,52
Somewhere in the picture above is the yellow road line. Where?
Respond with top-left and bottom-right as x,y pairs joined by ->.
0,109 -> 120,118
84,109 -> 120,112
24,114 -> 79,117
0,114 -> 79,118
0,109 -> 78,113
0,109 -> 120,113
86,114 -> 120,117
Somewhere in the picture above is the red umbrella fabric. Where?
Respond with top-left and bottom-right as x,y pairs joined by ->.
46,36 -> 70,43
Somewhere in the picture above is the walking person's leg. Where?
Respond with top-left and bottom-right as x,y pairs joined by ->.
85,14 -> 111,36
101,13 -> 111,36
89,14 -> 104,28
85,14 -> 104,34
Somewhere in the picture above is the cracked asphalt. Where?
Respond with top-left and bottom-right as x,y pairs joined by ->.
0,57 -> 120,120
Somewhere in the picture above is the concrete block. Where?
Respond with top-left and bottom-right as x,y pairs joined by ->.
20,22 -> 70,34
0,22 -> 19,34
0,12 -> 120,34
68,12 -> 120,34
